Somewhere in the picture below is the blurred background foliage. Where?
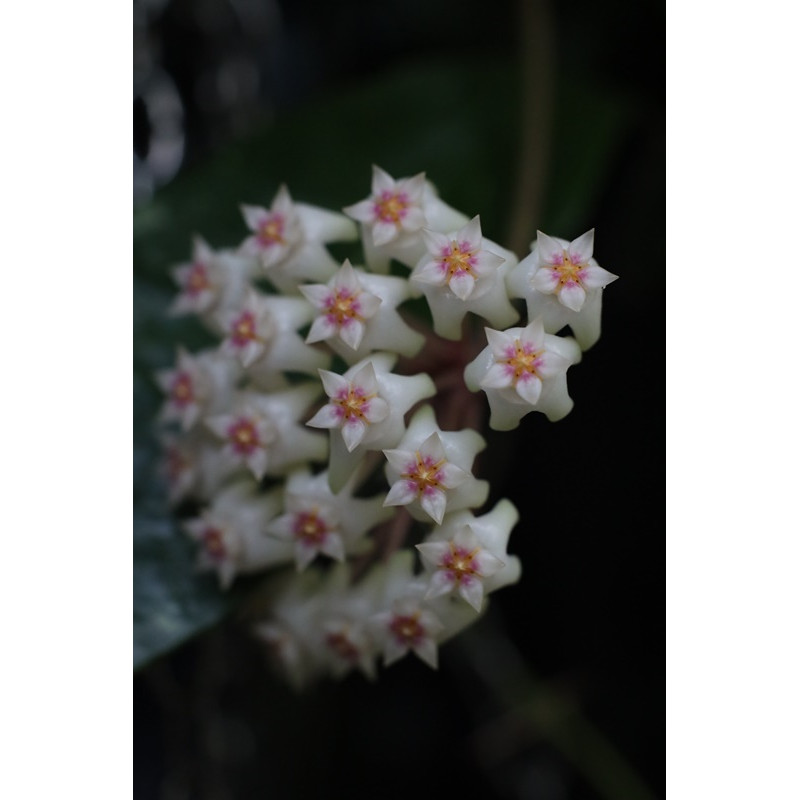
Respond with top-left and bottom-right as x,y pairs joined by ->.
134,0 -> 663,798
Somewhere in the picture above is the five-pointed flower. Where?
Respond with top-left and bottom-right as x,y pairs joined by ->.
383,405 -> 488,524
155,347 -> 238,432
306,361 -> 390,452
239,184 -> 358,292
168,236 -> 252,323
266,468 -> 391,571
506,229 -> 618,350
383,432 -> 470,525
183,483 -> 292,589
300,259 -> 381,350
463,319 -> 582,429
411,216 -> 520,339
416,524 -> 504,612
306,353 -> 436,492
301,260 -> 424,362
205,385 -> 328,480
412,216 -> 505,301
343,165 -> 427,247
218,289 -> 330,376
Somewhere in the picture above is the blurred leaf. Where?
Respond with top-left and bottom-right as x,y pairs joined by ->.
133,510 -> 233,670
133,54 -> 635,670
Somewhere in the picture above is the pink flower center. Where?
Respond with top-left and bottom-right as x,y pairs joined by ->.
389,613 -> 425,647
402,453 -> 446,497
203,527 -> 227,562
292,510 -> 328,545
165,446 -> 188,482
185,263 -> 211,296
170,372 -> 194,408
257,214 -> 285,247
439,242 -> 477,278
227,418 -> 260,455
501,340 -> 545,384
230,310 -> 257,347
374,191 -> 409,224
325,630 -> 360,662
441,543 -> 481,582
334,385 -> 374,422
552,250 -> 588,287
325,289 -> 362,326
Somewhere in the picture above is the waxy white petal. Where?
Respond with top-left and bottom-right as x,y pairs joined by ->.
420,488 -> 447,524
306,403 -> 343,429
384,479 -> 418,507
306,315 -> 338,344
339,318 -> 365,350
372,220 -> 398,246
426,569 -> 456,599
355,291 -> 382,319
318,369 -> 349,398
536,231 -> 564,265
568,229 -> 594,263
457,216 -> 483,251
363,396 -> 389,424
341,417 -> 368,451
449,272 -> 475,300
485,327 -> 514,358
481,363 -> 514,389
458,577 -> 485,612
581,264 -> 619,289
438,461 -> 469,489
532,267 -> 561,294
342,198 -> 375,223
559,282 -> 587,312
299,283 -> 331,307
515,374 -> 543,405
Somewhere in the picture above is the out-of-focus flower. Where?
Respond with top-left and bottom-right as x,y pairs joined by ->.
417,500 -> 520,612
507,230 -> 617,350
239,184 -> 358,293
155,348 -> 239,432
205,385 -> 327,480
217,289 -> 330,375
343,165 -> 470,273
266,468 -> 391,571
183,482 -> 291,589
168,236 -> 252,328
464,319 -> 582,429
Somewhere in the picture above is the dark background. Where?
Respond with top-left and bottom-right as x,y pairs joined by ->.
134,0 -> 663,798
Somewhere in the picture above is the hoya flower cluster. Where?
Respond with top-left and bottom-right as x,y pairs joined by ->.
155,166 -> 617,687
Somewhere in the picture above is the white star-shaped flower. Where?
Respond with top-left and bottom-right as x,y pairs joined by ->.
382,405 -> 488,525
155,347 -> 239,432
416,499 -> 521,612
183,483 -> 292,589
300,260 -> 424,363
416,525 -> 504,612
168,236 -> 252,325
266,468 -> 392,571
411,216 -> 520,339
205,385 -> 328,480
217,289 -> 330,375
506,229 -> 618,350
343,165 -> 471,273
463,319 -> 582,429
306,353 -> 436,492
239,184 -> 358,292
